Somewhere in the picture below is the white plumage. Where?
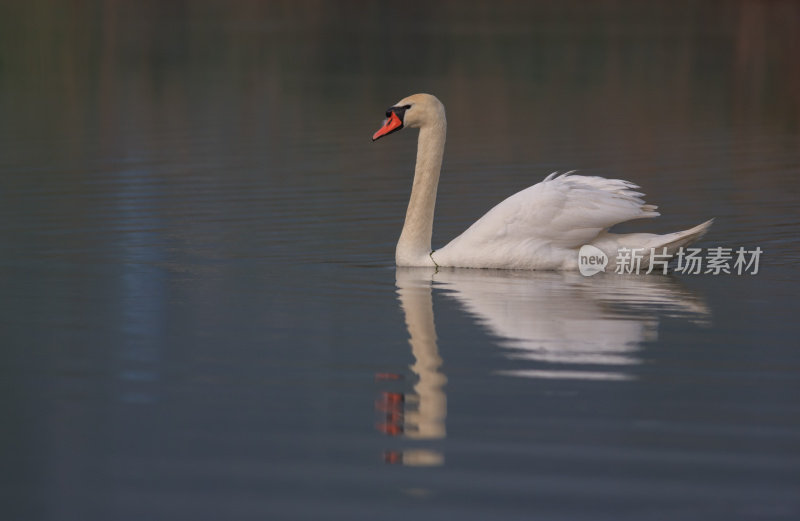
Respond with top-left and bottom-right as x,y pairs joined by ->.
372,94 -> 711,270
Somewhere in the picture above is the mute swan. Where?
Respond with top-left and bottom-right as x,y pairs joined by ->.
372,93 -> 712,270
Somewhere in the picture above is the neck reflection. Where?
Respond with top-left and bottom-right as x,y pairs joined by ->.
377,269 -> 448,466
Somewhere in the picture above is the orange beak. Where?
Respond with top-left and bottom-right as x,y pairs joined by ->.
372,111 -> 404,141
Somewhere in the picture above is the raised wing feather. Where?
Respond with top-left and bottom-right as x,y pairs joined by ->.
435,172 -> 660,268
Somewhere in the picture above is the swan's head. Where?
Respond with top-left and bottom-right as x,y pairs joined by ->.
372,93 -> 445,141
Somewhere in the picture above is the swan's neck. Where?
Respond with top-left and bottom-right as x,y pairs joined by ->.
396,120 -> 446,266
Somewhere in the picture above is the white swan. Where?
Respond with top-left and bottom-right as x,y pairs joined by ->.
373,93 -> 712,270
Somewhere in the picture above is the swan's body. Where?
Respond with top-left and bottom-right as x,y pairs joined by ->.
373,93 -> 711,270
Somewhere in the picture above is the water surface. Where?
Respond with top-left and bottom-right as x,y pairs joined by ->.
2,2 -> 799,520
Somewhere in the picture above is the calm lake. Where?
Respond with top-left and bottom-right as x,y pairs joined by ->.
2,1 -> 799,520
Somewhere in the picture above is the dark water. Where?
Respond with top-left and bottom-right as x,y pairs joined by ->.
2,2 -> 799,520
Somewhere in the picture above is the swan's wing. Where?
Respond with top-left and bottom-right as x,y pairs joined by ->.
529,172 -> 660,247
437,173 -> 660,265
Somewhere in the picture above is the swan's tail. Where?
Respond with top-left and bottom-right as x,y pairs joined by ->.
651,218 -> 714,256
604,219 -> 714,272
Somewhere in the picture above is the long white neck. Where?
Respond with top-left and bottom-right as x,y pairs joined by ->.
396,118 -> 446,266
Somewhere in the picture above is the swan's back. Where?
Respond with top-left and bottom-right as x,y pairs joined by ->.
433,172 -> 663,270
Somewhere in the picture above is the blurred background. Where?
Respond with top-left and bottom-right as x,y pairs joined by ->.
2,0 -> 798,256
1,1 -> 799,520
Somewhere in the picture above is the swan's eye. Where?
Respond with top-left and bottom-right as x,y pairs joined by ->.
386,105 -> 411,118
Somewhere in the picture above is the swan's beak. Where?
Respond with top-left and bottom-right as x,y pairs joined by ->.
372,111 -> 404,141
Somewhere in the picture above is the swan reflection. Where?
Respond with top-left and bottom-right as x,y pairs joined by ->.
427,268 -> 710,380
379,268 -> 709,464
377,271 -> 447,466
